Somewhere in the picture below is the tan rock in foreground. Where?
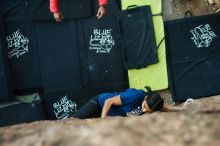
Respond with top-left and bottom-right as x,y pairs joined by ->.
0,96 -> 220,146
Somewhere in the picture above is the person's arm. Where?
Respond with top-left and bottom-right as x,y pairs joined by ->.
101,95 -> 122,118
97,0 -> 108,19
50,0 -> 64,22
98,0 -> 107,6
162,105 -> 186,112
162,98 -> 194,112
50,0 -> 59,13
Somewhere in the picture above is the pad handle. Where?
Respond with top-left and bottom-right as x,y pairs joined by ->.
185,10 -> 193,18
126,5 -> 138,10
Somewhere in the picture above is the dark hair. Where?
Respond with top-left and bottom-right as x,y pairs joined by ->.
145,86 -> 164,111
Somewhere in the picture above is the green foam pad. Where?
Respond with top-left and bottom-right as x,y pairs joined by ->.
121,0 -> 168,91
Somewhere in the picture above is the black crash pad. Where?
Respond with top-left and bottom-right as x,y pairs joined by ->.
35,20 -> 83,93
0,15 -> 13,101
79,7 -> 127,88
0,100 -> 46,127
3,1 -> 42,94
118,6 -> 158,69
166,13 -> 220,102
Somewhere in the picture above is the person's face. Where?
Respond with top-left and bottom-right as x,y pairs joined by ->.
141,96 -> 152,113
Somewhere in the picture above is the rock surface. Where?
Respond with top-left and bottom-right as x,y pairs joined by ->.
0,96 -> 220,146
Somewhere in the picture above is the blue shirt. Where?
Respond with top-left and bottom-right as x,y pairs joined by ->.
98,88 -> 145,116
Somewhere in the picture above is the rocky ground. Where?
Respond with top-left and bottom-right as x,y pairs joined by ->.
163,0 -> 220,21
0,96 -> 220,146
0,0 -> 220,146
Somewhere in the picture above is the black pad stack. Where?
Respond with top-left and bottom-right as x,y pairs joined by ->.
32,1 -> 128,118
35,20 -> 85,116
36,2 -> 127,113
166,14 -> 220,102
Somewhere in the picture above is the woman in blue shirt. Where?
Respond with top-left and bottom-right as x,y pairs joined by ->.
71,87 -> 186,119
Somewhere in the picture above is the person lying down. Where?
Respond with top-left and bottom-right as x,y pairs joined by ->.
69,87 -> 191,119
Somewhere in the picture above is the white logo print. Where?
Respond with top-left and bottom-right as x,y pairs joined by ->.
53,95 -> 78,119
190,24 -> 217,48
6,29 -> 29,59
89,29 -> 115,53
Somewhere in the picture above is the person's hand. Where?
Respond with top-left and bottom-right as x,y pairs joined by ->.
101,115 -> 106,118
97,5 -> 107,19
183,98 -> 194,109
53,11 -> 64,22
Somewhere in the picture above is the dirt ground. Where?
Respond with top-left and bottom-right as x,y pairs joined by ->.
163,0 -> 220,21
0,0 -> 220,146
